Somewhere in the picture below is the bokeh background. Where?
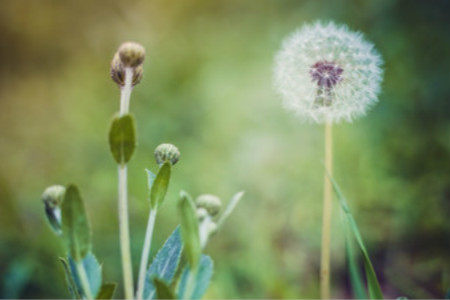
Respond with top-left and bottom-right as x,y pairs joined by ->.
0,0 -> 449,298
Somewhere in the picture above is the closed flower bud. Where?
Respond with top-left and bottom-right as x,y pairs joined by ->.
110,53 -> 144,87
195,194 -> 222,216
154,143 -> 180,166
118,42 -> 145,67
42,185 -> 66,235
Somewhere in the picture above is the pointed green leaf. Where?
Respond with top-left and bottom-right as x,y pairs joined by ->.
62,185 -> 91,261
108,113 -> 136,164
150,162 -> 171,209
69,253 -> 103,298
345,221 -> 368,299
143,226 -> 183,299
59,257 -> 81,299
153,278 -> 176,299
216,191 -> 244,229
178,191 -> 201,269
177,255 -> 214,299
146,169 -> 157,191
326,171 -> 384,299
96,283 -> 117,299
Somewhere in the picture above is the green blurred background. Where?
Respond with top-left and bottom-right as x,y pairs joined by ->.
0,0 -> 449,298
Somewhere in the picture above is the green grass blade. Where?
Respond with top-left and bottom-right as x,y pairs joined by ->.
326,171 -> 384,299
345,220 -> 368,299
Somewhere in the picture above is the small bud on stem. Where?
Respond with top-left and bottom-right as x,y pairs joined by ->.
154,143 -> 180,166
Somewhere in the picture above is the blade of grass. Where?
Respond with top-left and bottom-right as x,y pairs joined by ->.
345,219 -> 368,299
326,170 -> 384,299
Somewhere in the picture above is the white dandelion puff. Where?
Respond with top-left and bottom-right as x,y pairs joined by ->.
274,21 -> 384,123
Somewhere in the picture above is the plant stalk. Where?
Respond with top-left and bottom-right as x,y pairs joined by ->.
136,208 -> 158,300
320,121 -> 333,299
183,266 -> 198,299
118,68 -> 134,299
76,261 -> 94,299
118,164 -> 134,299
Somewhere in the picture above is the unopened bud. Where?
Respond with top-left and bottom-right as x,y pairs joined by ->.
154,143 -> 180,166
42,185 -> 66,235
118,42 -> 145,67
195,194 -> 222,216
110,53 -> 143,87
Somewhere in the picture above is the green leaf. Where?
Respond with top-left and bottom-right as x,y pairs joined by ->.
59,257 -> 81,299
96,283 -> 117,299
62,185 -> 91,261
150,162 -> 171,209
143,226 -> 183,299
345,221 -> 368,299
177,255 -> 214,299
153,278 -> 176,299
69,253 -> 103,298
216,191 -> 244,229
108,113 -> 136,164
146,169 -> 157,191
178,191 -> 201,269
326,171 -> 384,299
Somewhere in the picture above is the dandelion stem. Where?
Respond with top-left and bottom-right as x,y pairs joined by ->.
76,261 -> 94,299
136,208 -> 158,300
320,120 -> 333,299
118,68 -> 134,299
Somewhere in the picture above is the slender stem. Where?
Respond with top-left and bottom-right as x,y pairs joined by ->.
320,121 -> 333,299
120,67 -> 133,115
118,67 -> 134,299
76,261 -> 94,299
183,266 -> 198,299
118,165 -> 134,299
136,208 -> 158,300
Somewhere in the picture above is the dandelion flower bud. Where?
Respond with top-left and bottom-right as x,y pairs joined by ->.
118,41 -> 145,68
42,185 -> 66,235
274,21 -> 383,123
154,143 -> 180,166
110,53 -> 144,87
195,194 -> 222,216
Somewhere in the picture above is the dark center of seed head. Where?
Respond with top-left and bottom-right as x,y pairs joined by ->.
310,61 -> 343,89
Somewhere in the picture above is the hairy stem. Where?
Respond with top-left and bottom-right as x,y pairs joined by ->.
76,261 -> 94,299
136,208 -> 158,300
118,68 -> 134,299
320,121 -> 333,299
119,165 -> 134,299
120,67 -> 133,115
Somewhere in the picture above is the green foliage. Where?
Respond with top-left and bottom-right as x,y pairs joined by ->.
68,253 -> 102,298
149,162 -> 172,209
327,171 -> 384,299
178,191 -> 201,269
59,257 -> 81,299
153,278 -> 176,299
177,255 -> 214,299
96,283 -> 117,299
108,114 -> 136,164
62,185 -> 92,262
143,226 -> 183,300
345,224 -> 368,299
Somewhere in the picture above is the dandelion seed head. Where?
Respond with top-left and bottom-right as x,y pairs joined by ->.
274,21 -> 383,123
